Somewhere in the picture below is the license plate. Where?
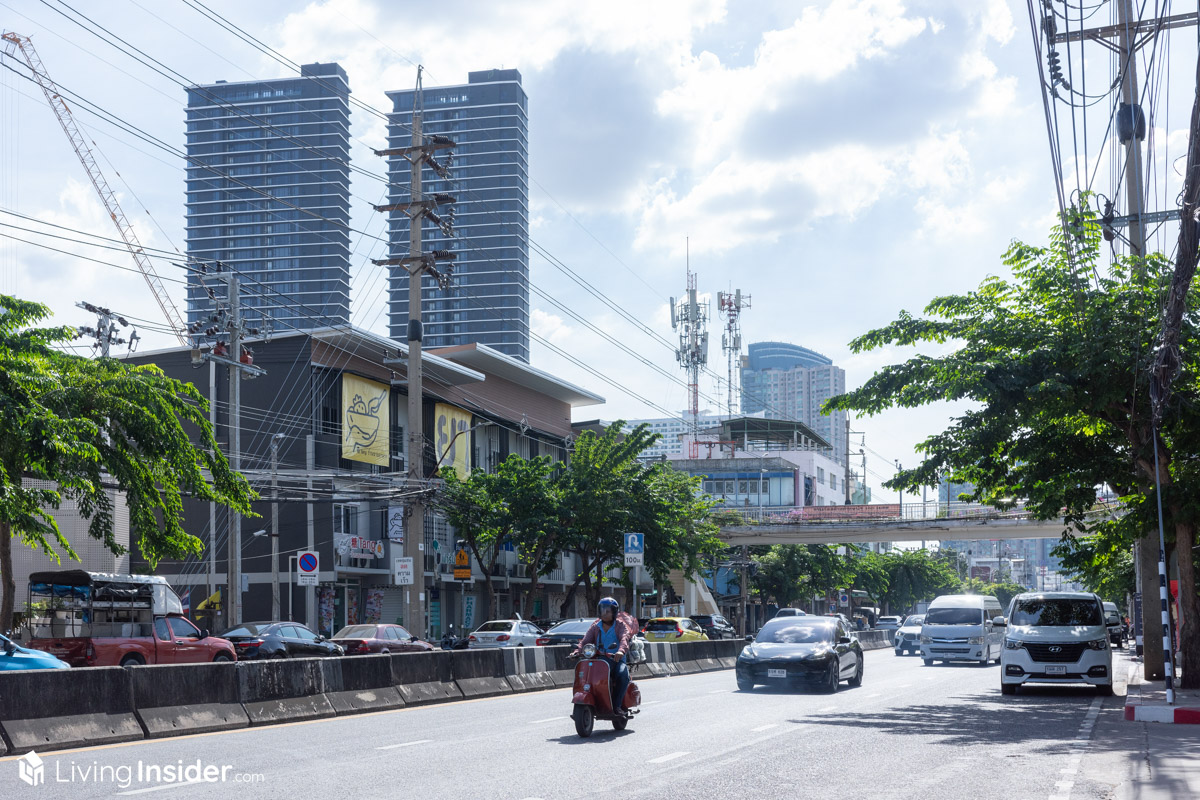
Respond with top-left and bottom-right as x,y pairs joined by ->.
767,668 -> 787,678
1046,665 -> 1067,675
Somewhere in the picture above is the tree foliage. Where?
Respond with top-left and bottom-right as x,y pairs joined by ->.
750,544 -> 851,608
0,296 -> 256,629
825,206 -> 1200,686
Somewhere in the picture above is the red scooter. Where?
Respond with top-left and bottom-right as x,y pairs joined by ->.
570,643 -> 641,737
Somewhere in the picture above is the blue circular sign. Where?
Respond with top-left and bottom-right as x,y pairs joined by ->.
299,553 -> 318,573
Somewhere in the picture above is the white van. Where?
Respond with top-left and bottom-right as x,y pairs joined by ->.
920,594 -> 1004,666
999,592 -> 1112,695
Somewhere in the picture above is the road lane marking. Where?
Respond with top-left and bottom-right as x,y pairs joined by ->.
816,705 -> 836,713
376,739 -> 433,750
118,781 -> 206,796
1045,697 -> 1102,800
865,693 -> 881,698
708,689 -> 730,694
750,724 -> 778,732
897,683 -> 912,688
529,717 -> 563,724
648,751 -> 689,764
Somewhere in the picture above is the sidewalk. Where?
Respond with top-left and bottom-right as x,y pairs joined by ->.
1123,659 -> 1200,724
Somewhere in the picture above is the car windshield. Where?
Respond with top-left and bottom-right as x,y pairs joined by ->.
755,621 -> 834,644
926,608 -> 984,625
645,620 -> 679,631
547,620 -> 593,634
1011,599 -> 1103,626
476,621 -> 513,632
902,616 -> 925,627
691,616 -> 713,624
878,617 -> 900,624
333,625 -> 377,639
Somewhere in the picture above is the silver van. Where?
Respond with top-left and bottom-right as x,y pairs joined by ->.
920,594 -> 1005,666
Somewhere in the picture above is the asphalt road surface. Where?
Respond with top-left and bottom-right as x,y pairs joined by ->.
0,648 -> 1194,799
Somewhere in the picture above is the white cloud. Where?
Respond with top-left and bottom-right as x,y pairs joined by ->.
531,307 -> 572,344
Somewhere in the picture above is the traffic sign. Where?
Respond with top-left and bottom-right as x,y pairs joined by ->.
453,548 -> 471,580
394,557 -> 415,586
297,551 -> 319,586
624,532 -> 644,567
838,592 -> 850,607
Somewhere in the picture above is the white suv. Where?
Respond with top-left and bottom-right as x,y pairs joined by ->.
999,592 -> 1113,696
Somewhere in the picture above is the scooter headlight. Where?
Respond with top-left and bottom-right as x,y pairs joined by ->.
582,643 -> 597,658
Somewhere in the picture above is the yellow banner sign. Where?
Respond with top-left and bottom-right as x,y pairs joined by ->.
342,374 -> 390,466
435,402 -> 472,477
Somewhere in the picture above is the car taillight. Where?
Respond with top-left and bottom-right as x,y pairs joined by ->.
85,644 -> 95,665
235,639 -> 263,648
535,637 -> 550,646
675,626 -> 684,638
468,635 -> 477,641
496,634 -> 510,641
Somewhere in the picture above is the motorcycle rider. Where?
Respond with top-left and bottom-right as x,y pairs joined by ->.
571,597 -> 633,716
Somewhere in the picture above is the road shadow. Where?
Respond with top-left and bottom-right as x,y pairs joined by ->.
546,729 -> 636,746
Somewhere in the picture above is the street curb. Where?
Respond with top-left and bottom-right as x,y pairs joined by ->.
1122,660 -> 1200,723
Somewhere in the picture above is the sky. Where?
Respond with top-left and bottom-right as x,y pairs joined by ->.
0,0 -> 1194,501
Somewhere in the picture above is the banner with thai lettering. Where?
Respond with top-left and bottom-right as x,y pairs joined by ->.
342,374 -> 389,466
434,402 -> 472,476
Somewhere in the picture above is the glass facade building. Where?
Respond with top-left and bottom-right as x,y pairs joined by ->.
385,69 -> 530,362
741,341 -> 848,466
185,63 -> 352,329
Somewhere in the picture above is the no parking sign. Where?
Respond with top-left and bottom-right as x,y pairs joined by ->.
298,550 -> 319,586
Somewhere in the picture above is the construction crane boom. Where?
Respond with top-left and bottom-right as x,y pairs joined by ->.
2,31 -> 188,345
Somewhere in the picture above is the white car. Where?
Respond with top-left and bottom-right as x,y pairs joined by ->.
1000,592 -> 1113,696
893,614 -> 925,655
467,619 -> 544,648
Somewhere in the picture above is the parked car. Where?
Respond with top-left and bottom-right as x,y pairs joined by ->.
1000,592 -> 1113,696
219,622 -> 344,659
690,613 -> 736,640
537,618 -> 595,647
773,607 -> 806,618
736,615 -> 864,692
1102,602 -> 1125,648
875,616 -> 904,633
642,617 -> 708,642
331,624 -> 432,655
468,619 -> 544,648
920,594 -> 1004,666
24,570 -> 236,667
894,614 -> 925,655
1,632 -> 70,670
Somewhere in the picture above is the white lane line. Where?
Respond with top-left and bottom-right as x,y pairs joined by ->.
708,689 -> 730,694
643,699 -> 662,704
897,683 -> 913,688
816,705 -> 837,713
1045,697 -> 1102,800
750,724 -> 778,732
648,751 -> 690,764
118,781 -> 206,796
865,693 -> 882,699
376,739 -> 434,750
528,717 -> 563,724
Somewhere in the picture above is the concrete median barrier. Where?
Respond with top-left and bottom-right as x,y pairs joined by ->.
322,655 -> 405,715
502,647 -> 561,692
640,642 -> 676,677
236,658 -> 335,725
691,640 -> 724,671
390,650 -> 462,706
0,666 -> 143,754
453,648 -> 513,699
857,631 -> 892,651
669,641 -> 704,675
713,638 -> 746,668
130,661 -> 249,739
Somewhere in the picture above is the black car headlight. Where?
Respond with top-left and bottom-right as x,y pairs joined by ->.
1005,639 -> 1023,650
1086,638 -> 1108,651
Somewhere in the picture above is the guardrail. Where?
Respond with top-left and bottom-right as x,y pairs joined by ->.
721,500 -> 1121,527
0,639 -> 749,756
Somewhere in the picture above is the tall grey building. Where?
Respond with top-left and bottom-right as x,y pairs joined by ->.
741,341 -> 848,465
185,63 -> 351,329
384,69 -> 530,361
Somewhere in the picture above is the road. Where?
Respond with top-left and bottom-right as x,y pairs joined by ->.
0,648 -> 1195,799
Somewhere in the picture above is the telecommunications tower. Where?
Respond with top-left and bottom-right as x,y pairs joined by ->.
670,252 -> 709,458
717,289 -> 750,418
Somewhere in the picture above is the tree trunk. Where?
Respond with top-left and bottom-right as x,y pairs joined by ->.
0,520 -> 14,634
1175,520 -> 1200,688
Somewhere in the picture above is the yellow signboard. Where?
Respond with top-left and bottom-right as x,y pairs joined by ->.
454,549 -> 471,580
435,402 -> 472,476
342,374 -> 390,466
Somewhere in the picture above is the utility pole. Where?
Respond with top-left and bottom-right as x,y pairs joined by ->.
373,66 -> 457,638
75,302 -> 139,357
270,433 -> 283,620
844,418 -> 852,505
895,459 -> 903,519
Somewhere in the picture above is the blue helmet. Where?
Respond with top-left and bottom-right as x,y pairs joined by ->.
598,596 -> 620,616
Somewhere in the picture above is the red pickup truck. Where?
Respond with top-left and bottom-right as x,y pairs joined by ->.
25,570 -> 236,667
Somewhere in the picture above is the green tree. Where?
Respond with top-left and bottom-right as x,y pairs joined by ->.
1052,526 -> 1137,602
432,466 -> 505,620
849,551 -> 890,613
826,207 -> 1200,686
0,296 -> 255,629
751,544 -> 852,609
878,549 -> 961,614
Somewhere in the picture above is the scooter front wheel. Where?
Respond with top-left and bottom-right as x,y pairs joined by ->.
573,704 -> 594,738
612,714 -> 628,731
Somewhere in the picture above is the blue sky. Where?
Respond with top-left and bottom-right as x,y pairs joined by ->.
0,1 -> 1193,499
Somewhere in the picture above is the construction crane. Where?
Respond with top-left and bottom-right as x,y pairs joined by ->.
2,31 -> 188,345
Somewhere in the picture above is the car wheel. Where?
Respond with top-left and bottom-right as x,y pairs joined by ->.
273,651 -> 287,659
894,649 -> 903,657
380,649 -> 390,655
823,660 -> 840,694
848,656 -> 864,688
612,715 -> 628,731
212,652 -> 233,662
736,674 -> 754,692
119,654 -> 144,667
573,704 -> 594,738
923,658 -> 934,667
1001,681 -> 1017,695
1096,682 -> 1114,697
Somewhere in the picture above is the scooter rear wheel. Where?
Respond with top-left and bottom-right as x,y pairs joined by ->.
573,704 -> 594,738
612,714 -> 628,731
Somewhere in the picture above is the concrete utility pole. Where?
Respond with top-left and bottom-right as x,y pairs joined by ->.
844,418 -> 852,505
373,66 -> 457,638
270,433 -> 283,620
75,301 -> 138,358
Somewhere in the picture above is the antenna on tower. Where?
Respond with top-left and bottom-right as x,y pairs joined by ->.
717,287 -> 750,419
671,238 -> 709,458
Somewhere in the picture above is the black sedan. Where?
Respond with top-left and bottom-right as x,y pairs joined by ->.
218,621 -> 344,659
537,618 -> 596,647
736,616 -> 863,693
690,613 -> 736,640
